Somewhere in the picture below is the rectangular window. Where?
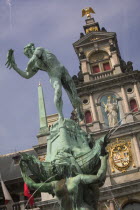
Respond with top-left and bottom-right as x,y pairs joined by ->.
130,99 -> 138,112
103,62 -> 111,71
92,65 -> 100,73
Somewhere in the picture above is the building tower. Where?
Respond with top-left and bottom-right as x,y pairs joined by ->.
73,7 -> 140,210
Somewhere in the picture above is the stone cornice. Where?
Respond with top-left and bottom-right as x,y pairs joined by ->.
76,71 -> 140,96
73,31 -> 116,47
90,120 -> 140,139
99,179 -> 140,201
74,37 -> 114,50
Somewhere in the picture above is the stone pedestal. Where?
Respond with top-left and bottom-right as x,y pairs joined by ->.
46,119 -> 91,162
20,118 -> 109,210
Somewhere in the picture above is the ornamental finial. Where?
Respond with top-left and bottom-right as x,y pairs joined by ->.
82,7 -> 95,19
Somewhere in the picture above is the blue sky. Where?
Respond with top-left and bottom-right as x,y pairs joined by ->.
0,0 -> 140,154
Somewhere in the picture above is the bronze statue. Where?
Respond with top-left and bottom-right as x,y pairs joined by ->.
6,43 -> 83,121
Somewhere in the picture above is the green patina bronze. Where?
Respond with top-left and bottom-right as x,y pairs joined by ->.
5,44 -> 83,121
6,44 -> 110,210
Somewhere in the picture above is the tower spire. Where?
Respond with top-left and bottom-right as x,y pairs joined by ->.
38,82 -> 48,134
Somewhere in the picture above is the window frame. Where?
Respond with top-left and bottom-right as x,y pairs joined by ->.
91,59 -> 112,74
129,98 -> 139,112
84,110 -> 93,124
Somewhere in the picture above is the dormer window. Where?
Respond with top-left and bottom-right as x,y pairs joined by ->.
103,62 -> 111,71
89,51 -> 112,74
91,62 -> 111,74
92,65 -> 100,73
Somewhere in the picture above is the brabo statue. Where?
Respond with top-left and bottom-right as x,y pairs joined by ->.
6,43 -> 83,121
6,44 -> 110,210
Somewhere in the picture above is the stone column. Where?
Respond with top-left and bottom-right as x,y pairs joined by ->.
134,83 -> 140,108
118,100 -> 126,124
110,52 -> 119,66
110,52 -> 122,74
81,59 -> 90,82
109,200 -> 115,210
87,61 -> 91,74
121,86 -> 129,113
121,86 -> 134,123
81,59 -> 87,73
132,135 -> 140,168
89,94 -> 98,121
89,94 -> 100,131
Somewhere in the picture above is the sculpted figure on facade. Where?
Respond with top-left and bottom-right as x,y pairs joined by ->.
5,43 -> 83,121
103,96 -> 118,127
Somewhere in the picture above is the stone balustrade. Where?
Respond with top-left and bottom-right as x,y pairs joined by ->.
90,70 -> 113,80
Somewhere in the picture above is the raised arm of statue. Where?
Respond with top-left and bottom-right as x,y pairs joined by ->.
5,49 -> 39,79
20,157 -> 55,194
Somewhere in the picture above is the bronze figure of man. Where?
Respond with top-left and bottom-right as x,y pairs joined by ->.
6,43 -> 83,121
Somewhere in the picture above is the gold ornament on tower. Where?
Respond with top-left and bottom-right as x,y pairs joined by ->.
82,7 -> 95,19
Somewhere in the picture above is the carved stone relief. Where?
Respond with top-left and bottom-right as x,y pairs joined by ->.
89,51 -> 109,63
107,138 -> 136,173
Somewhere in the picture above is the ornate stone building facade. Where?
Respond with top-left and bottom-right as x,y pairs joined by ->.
72,11 -> 140,210
0,9 -> 140,210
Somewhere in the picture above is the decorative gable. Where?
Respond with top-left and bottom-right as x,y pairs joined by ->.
73,31 -> 116,48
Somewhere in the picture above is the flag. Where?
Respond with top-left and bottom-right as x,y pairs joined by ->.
0,175 -> 13,210
24,183 -> 34,206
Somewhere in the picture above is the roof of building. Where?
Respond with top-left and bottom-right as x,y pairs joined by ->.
0,149 -> 37,182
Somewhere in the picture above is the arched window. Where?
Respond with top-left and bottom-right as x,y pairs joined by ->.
130,99 -> 138,112
85,111 -> 92,124
123,202 -> 140,210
